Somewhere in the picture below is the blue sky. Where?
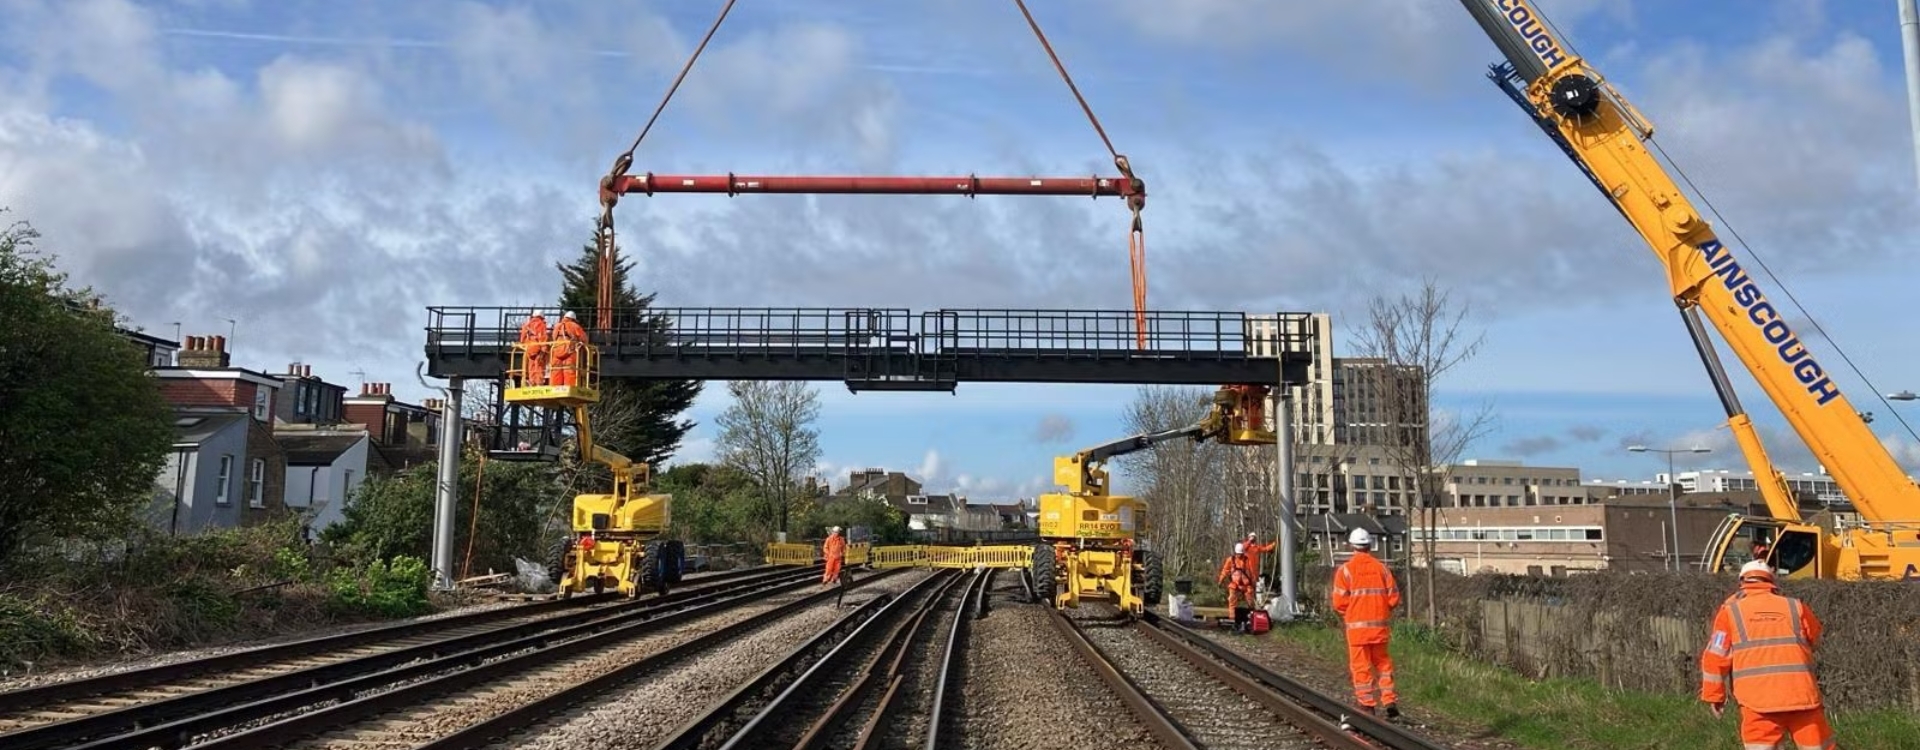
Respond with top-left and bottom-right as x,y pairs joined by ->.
4,0 -> 1919,499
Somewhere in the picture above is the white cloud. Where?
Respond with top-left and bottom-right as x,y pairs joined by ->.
4,0 -> 1913,495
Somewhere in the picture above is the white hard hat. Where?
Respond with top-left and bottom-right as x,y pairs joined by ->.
563,310 -> 576,319
830,526 -> 842,534
1246,531 -> 1257,539
1739,560 -> 1774,581
1233,542 -> 1245,554
1348,528 -> 1373,547
528,308 -> 540,317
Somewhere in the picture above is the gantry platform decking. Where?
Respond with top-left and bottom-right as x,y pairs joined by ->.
424,307 -> 1317,392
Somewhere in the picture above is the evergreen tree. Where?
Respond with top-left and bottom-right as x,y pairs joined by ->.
555,232 -> 702,468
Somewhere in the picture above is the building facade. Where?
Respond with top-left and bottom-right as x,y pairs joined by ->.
1409,494 -> 1750,575
1439,459 -> 1589,508
148,335 -> 289,533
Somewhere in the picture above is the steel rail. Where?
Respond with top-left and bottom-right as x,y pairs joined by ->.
55,567 -> 821,750
1048,611 -> 1202,750
708,570 -> 958,750
797,570 -> 972,750
923,568 -> 991,750
1140,612 -> 1450,750
413,567 -> 912,750
660,570 -> 953,750
0,564 -> 785,718
0,589 -> 605,715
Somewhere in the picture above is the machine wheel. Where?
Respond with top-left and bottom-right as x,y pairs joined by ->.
546,534 -> 571,583
664,540 -> 686,584
642,540 -> 671,597
1139,549 -> 1164,607
1029,543 -> 1057,606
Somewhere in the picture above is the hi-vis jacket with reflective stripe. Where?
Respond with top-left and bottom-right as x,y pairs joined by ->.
1700,580 -> 1824,713
1218,553 -> 1255,588
1332,551 -> 1400,646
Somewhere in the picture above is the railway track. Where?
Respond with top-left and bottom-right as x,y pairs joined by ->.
651,567 -> 989,750
1054,609 -> 1449,750
0,564 -> 820,750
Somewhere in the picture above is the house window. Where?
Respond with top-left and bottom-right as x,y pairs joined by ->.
248,459 -> 265,509
216,455 -> 234,505
294,384 -> 308,415
253,388 -> 270,421
344,469 -> 356,499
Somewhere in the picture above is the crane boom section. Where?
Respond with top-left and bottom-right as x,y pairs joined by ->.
1458,0 -> 1920,525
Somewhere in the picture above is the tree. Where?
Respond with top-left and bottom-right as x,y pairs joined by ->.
555,231 -> 701,468
321,447 -> 563,577
656,462 -> 761,544
0,216 -> 174,569
1119,385 -> 1234,583
715,381 -> 822,537
1347,277 -> 1497,627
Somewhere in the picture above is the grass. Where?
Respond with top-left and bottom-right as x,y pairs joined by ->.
1271,622 -> 1920,750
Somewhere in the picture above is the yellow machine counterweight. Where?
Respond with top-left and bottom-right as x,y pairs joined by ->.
1031,384 -> 1277,615
504,337 -> 682,598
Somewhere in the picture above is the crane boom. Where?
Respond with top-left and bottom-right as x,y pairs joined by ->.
1457,0 -> 1920,526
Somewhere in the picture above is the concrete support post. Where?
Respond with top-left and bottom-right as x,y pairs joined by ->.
431,377 -> 464,590
1274,392 -> 1299,622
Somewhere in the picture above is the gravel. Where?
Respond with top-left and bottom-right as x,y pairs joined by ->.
1075,615 -> 1319,750
269,573 -> 889,750
499,568 -> 936,750
1194,627 -> 1524,750
0,597 -> 532,693
950,573 -> 1165,750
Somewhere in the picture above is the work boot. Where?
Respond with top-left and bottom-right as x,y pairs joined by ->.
1383,703 -> 1400,719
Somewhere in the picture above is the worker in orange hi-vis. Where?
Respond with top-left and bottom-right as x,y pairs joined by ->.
516,309 -> 548,387
1701,560 -> 1836,750
549,310 -> 588,387
1216,542 -> 1257,631
1242,531 -> 1277,602
821,526 -> 847,588
1332,527 -> 1401,718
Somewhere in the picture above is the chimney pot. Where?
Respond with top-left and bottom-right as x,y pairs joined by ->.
211,335 -> 226,353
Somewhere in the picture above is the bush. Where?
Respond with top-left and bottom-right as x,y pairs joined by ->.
0,517 -> 446,672
325,556 -> 432,619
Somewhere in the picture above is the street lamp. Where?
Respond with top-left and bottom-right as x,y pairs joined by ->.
1627,444 -> 1712,571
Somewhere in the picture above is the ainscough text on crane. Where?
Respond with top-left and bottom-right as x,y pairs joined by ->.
1496,0 -> 1569,69
1700,239 -> 1841,406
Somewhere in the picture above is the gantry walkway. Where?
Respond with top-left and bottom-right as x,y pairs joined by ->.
424,307 -> 1316,392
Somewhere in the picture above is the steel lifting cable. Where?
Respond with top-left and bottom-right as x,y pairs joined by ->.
595,0 -> 740,332
1010,0 -> 1150,348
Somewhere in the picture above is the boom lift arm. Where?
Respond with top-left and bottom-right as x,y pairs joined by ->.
1457,0 -> 1920,527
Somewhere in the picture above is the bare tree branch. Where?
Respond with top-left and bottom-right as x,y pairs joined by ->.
1346,276 -> 1499,627
1119,385 -> 1232,583
715,380 -> 822,540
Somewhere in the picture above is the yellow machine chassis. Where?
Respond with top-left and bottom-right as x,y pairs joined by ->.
504,336 -> 679,599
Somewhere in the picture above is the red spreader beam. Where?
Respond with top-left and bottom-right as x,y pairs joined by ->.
606,173 -> 1144,201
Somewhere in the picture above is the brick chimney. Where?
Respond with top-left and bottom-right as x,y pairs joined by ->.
178,335 -> 231,369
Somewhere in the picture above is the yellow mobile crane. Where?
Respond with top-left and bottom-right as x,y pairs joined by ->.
1033,385 -> 1277,614
505,334 -> 681,597
1458,0 -> 1920,580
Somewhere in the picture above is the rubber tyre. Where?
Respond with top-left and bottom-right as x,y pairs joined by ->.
546,534 -> 572,594
664,540 -> 686,584
642,540 -> 671,597
1140,549 -> 1163,607
1030,543 -> 1057,606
